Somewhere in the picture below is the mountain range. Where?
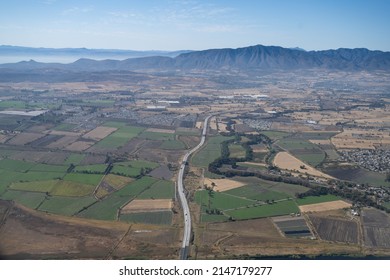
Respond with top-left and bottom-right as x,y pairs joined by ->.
1,44 -> 389,72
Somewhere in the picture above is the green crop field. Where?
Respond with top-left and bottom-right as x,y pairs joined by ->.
269,182 -> 310,196
111,165 -> 141,177
229,143 -> 246,158
195,190 -> 254,211
160,139 -> 185,150
137,180 -> 174,199
103,121 -> 128,128
18,171 -> 65,182
277,138 -> 317,150
225,200 -> 300,220
175,128 -> 200,136
299,132 -> 339,140
95,125 -> 144,148
74,164 -> 107,174
63,173 -> 103,186
1,190 -> 46,209
64,154 -> 85,165
192,135 -> 234,167
115,160 -> 159,169
114,176 -> 158,197
225,185 -> 291,201
296,194 -> 341,205
139,131 -> 175,141
29,163 -> 69,173
0,100 -> 27,109
38,196 -> 96,216
78,195 -> 130,220
10,180 -> 57,193
295,151 -> 326,167
199,213 -> 229,223
52,123 -> 77,131
120,211 -> 172,225
0,159 -> 36,172
260,131 -> 289,140
50,181 -> 96,197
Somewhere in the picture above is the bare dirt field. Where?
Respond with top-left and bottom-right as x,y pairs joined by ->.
65,141 -> 95,151
122,199 -> 172,213
83,126 -> 117,141
299,200 -> 351,213
203,178 -> 246,192
46,136 -> 79,149
273,151 -> 333,179
361,208 -> 390,248
7,132 -> 45,145
309,215 -> 359,244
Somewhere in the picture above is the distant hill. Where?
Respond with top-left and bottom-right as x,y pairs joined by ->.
1,44 -> 389,72
0,45 -> 191,63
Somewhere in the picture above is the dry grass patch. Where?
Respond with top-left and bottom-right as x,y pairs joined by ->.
203,178 -> 246,192
299,200 -> 351,213
273,152 -> 333,179
331,128 -> 390,149
46,136 -> 78,149
83,126 -> 117,141
122,199 -> 172,213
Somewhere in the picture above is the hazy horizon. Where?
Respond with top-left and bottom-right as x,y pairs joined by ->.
1,0 -> 389,52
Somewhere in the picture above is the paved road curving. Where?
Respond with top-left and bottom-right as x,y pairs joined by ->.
177,115 -> 211,260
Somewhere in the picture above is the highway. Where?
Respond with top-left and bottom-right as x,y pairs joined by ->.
178,115 -> 211,260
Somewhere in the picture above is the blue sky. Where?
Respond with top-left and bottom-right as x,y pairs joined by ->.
0,0 -> 389,51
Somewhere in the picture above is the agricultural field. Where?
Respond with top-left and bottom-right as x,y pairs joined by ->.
361,208 -> 390,248
1,190 -> 47,209
82,126 -> 117,141
225,200 -> 300,220
111,160 -> 158,178
38,196 -> 96,216
309,215 -> 359,243
259,131 -> 289,141
225,185 -> 291,202
228,143 -> 246,158
273,216 -> 313,238
296,194 -> 341,206
203,178 -> 245,192
103,174 -> 133,189
136,180 -> 174,199
273,152 -> 333,179
63,173 -> 103,186
299,200 -> 352,213
139,130 -> 175,141
160,139 -> 185,150
121,199 -> 172,213
120,211 -> 172,225
192,135 -> 233,167
95,125 -> 144,148
74,164 -> 108,174
77,176 -> 158,220
324,166 -> 390,187
276,138 -> 326,166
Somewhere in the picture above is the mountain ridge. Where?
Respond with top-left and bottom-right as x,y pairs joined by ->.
1,44 -> 389,72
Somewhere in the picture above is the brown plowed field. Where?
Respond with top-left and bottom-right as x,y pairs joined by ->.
309,215 -> 358,243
